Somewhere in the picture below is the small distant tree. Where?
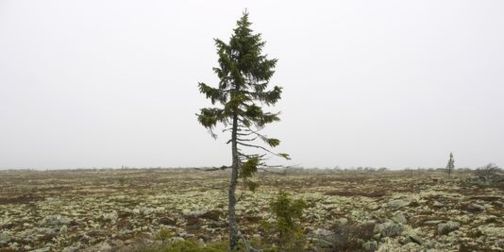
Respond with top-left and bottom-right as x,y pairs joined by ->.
197,11 -> 288,251
446,152 -> 455,177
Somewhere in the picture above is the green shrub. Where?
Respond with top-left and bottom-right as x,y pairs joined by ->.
154,228 -> 174,242
268,191 -> 307,251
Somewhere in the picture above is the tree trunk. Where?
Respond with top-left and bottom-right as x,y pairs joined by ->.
228,112 -> 240,250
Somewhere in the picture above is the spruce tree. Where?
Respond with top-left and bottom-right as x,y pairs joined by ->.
197,11 -> 288,250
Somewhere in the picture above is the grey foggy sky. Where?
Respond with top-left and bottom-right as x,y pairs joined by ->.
1,0 -> 503,169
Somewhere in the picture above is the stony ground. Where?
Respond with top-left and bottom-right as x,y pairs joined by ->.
0,169 -> 503,251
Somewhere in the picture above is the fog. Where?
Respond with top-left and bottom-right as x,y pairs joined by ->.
1,0 -> 503,169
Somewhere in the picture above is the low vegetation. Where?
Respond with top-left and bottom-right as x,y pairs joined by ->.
473,163 -> 504,189
0,168 -> 503,251
265,191 -> 306,251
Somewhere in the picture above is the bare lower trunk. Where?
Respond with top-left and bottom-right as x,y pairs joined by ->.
229,113 -> 240,250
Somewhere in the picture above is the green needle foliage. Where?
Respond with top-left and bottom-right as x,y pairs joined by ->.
269,191 -> 307,250
196,10 -> 288,251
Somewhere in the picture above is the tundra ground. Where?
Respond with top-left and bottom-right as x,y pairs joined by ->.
0,169 -> 503,251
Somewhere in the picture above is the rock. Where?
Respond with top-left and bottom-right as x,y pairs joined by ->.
179,232 -> 195,238
432,201 -> 444,207
463,203 -> 485,213
183,209 -> 203,216
40,215 -> 71,227
0,232 -> 11,245
367,203 -> 381,211
409,234 -> 423,245
478,226 -> 504,236
336,217 -> 348,225
373,233 -> 381,240
387,199 -> 410,210
314,228 -> 334,237
424,240 -> 436,249
496,239 -> 504,249
95,242 -> 112,252
375,222 -> 403,237
171,236 -> 185,242
102,211 -> 118,223
437,221 -> 460,235
32,247 -> 51,252
363,240 -> 378,251
424,220 -> 443,225
391,212 -> 407,224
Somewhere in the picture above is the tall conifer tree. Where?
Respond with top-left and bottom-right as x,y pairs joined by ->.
197,11 -> 288,250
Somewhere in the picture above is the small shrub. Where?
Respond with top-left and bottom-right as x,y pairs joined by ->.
118,176 -> 128,186
475,163 -> 502,180
269,191 -> 307,251
330,222 -> 376,252
473,163 -> 504,189
154,228 -> 174,242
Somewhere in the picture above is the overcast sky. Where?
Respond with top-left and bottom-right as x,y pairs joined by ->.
1,0 -> 503,169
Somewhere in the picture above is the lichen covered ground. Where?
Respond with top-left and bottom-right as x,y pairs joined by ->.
0,169 -> 503,251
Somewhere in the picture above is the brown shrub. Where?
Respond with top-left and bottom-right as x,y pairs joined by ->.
329,222 -> 376,252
